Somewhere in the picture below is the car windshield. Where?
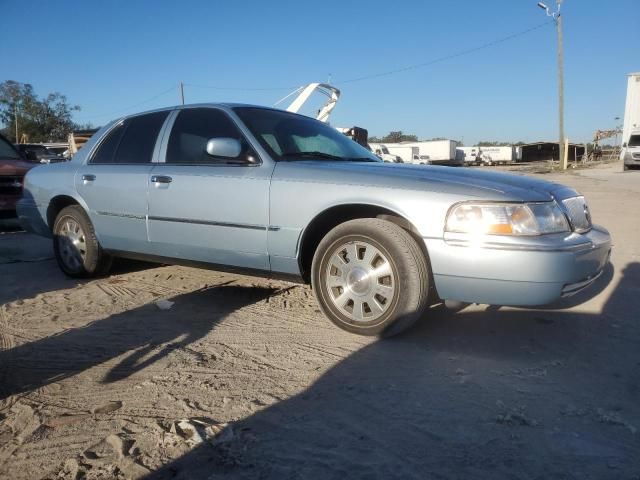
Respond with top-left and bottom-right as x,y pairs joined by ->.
234,107 -> 381,162
26,145 -> 51,155
629,135 -> 640,147
0,137 -> 21,160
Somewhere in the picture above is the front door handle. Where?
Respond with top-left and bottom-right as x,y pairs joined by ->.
150,175 -> 172,184
82,174 -> 96,182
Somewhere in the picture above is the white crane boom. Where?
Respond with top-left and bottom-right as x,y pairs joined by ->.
285,83 -> 341,123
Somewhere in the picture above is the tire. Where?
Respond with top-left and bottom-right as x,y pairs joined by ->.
624,164 -> 629,171
53,205 -> 112,278
311,218 -> 430,337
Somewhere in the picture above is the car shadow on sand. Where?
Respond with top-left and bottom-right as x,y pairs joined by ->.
0,284 -> 281,401
0,230 -> 166,305
146,263 -> 640,480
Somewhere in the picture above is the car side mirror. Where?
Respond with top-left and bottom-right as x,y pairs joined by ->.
622,142 -> 627,148
206,137 -> 242,158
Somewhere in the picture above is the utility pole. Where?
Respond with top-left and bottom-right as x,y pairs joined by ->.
538,1 -> 564,164
556,0 -> 564,164
14,105 -> 19,143
180,82 -> 185,105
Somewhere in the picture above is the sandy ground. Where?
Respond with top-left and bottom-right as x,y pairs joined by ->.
0,162 -> 639,479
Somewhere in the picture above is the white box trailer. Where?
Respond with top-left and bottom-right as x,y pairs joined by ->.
477,146 -> 515,164
458,146 -> 480,164
622,73 -> 640,149
383,145 -> 421,164
400,140 -> 462,166
457,146 -> 514,165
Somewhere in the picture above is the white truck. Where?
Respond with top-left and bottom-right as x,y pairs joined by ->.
458,146 -> 480,165
369,143 -> 403,163
400,140 -> 462,166
383,145 -> 422,164
621,72 -> 640,171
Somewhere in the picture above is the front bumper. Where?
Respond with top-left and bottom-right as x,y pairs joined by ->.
623,151 -> 640,166
425,225 -> 612,306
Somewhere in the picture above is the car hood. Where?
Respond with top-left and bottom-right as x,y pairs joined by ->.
273,161 -> 577,202
0,158 -> 35,176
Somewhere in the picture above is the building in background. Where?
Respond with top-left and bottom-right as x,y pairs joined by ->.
516,142 -> 585,162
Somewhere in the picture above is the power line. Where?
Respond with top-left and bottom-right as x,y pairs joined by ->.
184,21 -> 552,92
184,83 -> 295,91
336,21 -> 553,85
76,85 -> 177,121
74,21 -> 553,121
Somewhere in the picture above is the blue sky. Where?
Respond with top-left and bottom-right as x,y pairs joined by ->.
3,0 -> 638,144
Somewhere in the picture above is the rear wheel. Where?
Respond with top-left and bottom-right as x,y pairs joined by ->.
53,205 -> 112,278
311,218 -> 430,337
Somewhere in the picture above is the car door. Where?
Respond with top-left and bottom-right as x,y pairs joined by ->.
147,107 -> 273,270
75,110 -> 170,253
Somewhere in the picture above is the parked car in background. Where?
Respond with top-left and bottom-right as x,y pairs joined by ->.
15,144 -> 66,164
42,144 -> 70,157
622,131 -> 640,170
0,133 -> 36,219
18,104 -> 611,336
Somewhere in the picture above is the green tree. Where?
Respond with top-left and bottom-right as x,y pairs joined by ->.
0,80 -> 80,143
380,131 -> 418,143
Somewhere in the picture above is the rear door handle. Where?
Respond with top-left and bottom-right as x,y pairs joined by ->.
150,175 -> 172,184
82,174 -> 96,182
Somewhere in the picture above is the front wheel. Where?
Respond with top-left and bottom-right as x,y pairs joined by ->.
53,205 -> 112,278
311,218 -> 431,337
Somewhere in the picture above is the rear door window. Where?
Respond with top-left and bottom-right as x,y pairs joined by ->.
91,111 -> 169,164
91,123 -> 126,164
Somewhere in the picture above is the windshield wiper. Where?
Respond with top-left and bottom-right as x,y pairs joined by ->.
280,151 -> 345,161
280,152 -> 379,162
342,157 -> 380,162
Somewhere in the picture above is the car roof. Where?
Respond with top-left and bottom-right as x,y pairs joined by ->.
119,103 -> 290,121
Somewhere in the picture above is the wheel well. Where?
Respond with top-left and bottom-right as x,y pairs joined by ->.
298,204 -> 425,283
47,195 -> 79,230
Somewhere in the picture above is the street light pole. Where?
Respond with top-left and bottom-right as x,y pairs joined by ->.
538,1 -> 564,163
556,0 -> 564,164
14,105 -> 19,144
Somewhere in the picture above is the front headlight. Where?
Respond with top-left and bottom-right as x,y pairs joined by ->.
445,202 -> 570,236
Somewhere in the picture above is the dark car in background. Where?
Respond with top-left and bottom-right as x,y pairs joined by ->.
0,134 -> 36,219
15,143 -> 66,164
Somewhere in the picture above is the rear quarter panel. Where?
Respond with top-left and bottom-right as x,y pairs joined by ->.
20,123 -> 114,234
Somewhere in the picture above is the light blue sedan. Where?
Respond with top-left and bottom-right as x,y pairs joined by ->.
17,105 -> 612,336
